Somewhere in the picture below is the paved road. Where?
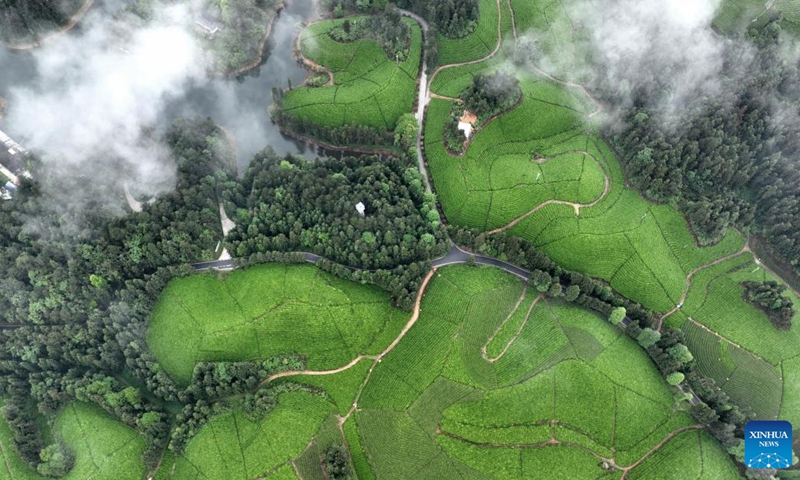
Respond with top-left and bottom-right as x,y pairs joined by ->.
192,244 -> 529,280
432,244 -> 530,280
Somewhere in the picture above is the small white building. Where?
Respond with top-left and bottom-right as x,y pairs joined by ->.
457,111 -> 478,139
457,121 -> 473,139
356,202 -> 366,217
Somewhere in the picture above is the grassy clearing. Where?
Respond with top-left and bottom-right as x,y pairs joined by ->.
279,18 -> 421,131
0,402 -> 146,480
147,264 -> 400,384
168,392 -> 333,479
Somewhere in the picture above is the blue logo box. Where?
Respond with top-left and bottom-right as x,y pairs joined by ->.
745,420 -> 793,469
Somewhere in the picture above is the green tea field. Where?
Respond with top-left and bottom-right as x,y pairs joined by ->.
149,265 -> 740,479
424,0 -> 800,452
0,402 -> 147,480
278,17 -> 421,132
146,263 -> 403,384
673,253 -> 800,425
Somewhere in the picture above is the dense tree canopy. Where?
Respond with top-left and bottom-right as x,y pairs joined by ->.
227,150 -> 447,270
0,0 -> 85,44
611,15 -> 800,279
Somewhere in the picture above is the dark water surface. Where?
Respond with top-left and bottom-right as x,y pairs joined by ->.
0,0 -> 321,172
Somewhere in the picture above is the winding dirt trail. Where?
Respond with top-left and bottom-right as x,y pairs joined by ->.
656,241 -> 751,330
528,65 -> 604,119
481,290 -> 543,363
426,0 -> 504,91
506,0 -> 518,41
1,0 -> 97,50
486,150 -> 611,235
259,268 -> 437,387
618,425 -> 705,478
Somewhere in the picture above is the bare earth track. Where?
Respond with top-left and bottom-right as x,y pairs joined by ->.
1,0 -> 97,50
486,150 -> 611,234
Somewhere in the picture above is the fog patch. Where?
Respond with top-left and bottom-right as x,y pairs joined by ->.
6,4 -> 206,216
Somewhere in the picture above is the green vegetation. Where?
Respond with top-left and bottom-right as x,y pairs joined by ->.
328,10 -> 412,60
197,0 -> 282,74
0,402 -> 146,480
0,0 -> 85,45
508,0 -> 593,79
147,263 -> 401,384
272,17 -> 421,147
426,71 -> 744,313
352,265 -> 729,477
742,280 -> 794,330
168,392 -> 333,479
628,429 -> 740,480
435,0 -> 505,65
228,151 -> 446,272
677,253 -> 800,423
713,0 -> 800,35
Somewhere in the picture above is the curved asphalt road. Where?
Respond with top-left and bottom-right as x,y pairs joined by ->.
192,244 -> 529,280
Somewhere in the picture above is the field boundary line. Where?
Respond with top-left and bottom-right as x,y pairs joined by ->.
485,149 -> 611,235
619,425 -> 705,478
685,317 -> 774,367
427,0 -> 504,92
0,433 -> 13,479
657,241 -> 751,330
507,0 -> 518,40
484,292 -> 542,363
261,269 -> 437,386
481,283 -> 528,359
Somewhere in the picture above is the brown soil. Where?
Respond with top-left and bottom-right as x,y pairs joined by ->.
459,110 -> 478,125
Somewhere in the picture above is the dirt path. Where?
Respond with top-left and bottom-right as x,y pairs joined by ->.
260,268 -> 437,388
528,64 -> 604,119
486,150 -> 611,235
618,425 -> 705,478
506,0 -> 518,41
753,253 -> 800,299
123,182 -> 144,213
429,92 -> 462,102
656,241 -> 751,330
686,317 -> 748,352
427,0 -> 504,92
0,437 -> 13,480
219,202 -> 236,237
482,291 -> 543,363
1,0 -> 97,50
